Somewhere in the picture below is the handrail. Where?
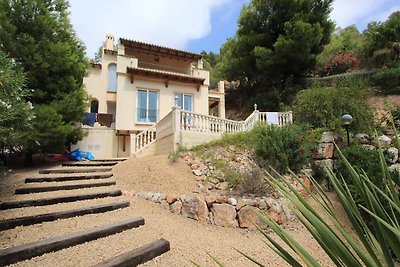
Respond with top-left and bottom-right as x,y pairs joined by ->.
132,109 -> 293,155
132,124 -> 157,153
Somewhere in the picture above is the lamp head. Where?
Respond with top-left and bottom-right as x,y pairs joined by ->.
341,114 -> 353,126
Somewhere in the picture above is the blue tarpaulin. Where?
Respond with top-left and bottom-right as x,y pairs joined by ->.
68,149 -> 95,161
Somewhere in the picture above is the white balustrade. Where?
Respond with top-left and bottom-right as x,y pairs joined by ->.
132,124 -> 156,153
132,108 -> 293,155
179,110 -> 245,134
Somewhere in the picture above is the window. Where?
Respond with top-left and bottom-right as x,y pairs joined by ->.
90,99 -> 99,113
175,93 -> 192,111
137,89 -> 158,123
107,64 -> 117,92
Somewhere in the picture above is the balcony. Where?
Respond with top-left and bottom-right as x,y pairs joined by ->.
137,61 -> 191,75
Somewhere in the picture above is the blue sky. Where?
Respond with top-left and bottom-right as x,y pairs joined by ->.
69,0 -> 400,58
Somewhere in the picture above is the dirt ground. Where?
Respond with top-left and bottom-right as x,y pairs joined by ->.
0,155 -> 346,266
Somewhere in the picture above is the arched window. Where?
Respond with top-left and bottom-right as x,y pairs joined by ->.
108,63 -> 117,92
90,99 -> 99,113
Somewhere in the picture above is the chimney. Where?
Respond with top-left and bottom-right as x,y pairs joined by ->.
105,34 -> 115,50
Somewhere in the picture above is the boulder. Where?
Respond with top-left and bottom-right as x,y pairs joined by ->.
227,197 -> 237,206
386,147 -> 399,164
320,131 -> 335,143
211,203 -> 238,227
316,143 -> 334,159
205,193 -> 228,207
267,209 -> 285,225
170,200 -> 182,214
356,133 -> 370,144
236,198 -> 257,210
181,196 -> 208,222
389,163 -> 400,174
362,144 -> 376,151
237,206 -> 268,229
192,169 -> 203,176
166,194 -> 177,204
378,135 -> 392,147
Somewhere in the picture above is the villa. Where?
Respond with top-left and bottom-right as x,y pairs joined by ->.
72,35 -> 292,159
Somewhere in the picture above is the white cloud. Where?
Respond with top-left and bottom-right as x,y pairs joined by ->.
69,0 -> 232,58
331,0 -> 399,29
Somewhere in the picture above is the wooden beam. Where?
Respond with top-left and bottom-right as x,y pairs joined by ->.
0,190 -> 122,210
39,168 -> 112,174
25,173 -> 113,183
62,162 -> 117,167
0,200 -> 130,231
92,238 -> 170,267
15,181 -> 116,194
0,217 -> 145,267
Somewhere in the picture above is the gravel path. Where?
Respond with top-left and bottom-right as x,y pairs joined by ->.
0,155 -> 340,266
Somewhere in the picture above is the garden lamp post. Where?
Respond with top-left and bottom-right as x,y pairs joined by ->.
341,114 -> 353,146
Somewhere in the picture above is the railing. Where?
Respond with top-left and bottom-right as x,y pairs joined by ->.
137,61 -> 191,75
278,112 -> 293,126
131,108 -> 293,155
132,124 -> 157,153
180,111 -> 243,134
243,112 -> 258,131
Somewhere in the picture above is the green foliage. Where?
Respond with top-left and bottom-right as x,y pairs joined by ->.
168,145 -> 186,164
200,151 -> 243,188
362,11 -> 400,68
371,65 -> 400,94
0,51 -> 34,151
389,105 -> 400,131
236,169 -> 271,195
201,51 -> 222,90
316,25 -> 365,73
293,81 -> 374,132
253,124 -> 312,173
216,0 -> 334,110
27,104 -> 79,153
0,0 -> 89,156
320,53 -> 359,76
336,145 -> 382,184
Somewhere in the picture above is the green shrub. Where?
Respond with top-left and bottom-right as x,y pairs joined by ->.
335,145 -> 382,184
371,65 -> 400,94
321,53 -> 359,76
253,124 -> 311,173
237,169 -> 271,195
293,81 -> 374,133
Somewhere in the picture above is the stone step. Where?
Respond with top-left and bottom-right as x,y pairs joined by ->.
92,238 -> 170,267
0,190 -> 122,210
0,200 -> 130,231
39,168 -> 112,174
15,181 -> 116,194
0,216 -> 145,267
25,173 -> 113,183
62,162 -> 118,167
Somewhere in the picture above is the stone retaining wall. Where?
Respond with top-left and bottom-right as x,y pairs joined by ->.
130,191 -> 294,229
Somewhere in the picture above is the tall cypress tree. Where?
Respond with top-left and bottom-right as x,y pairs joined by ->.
0,0 -> 88,164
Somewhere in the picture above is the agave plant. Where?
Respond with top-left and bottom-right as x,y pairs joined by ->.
249,136 -> 399,267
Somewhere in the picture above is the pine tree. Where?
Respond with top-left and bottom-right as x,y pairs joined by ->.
0,0 -> 89,165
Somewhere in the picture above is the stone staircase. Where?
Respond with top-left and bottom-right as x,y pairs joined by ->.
0,160 -> 170,266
